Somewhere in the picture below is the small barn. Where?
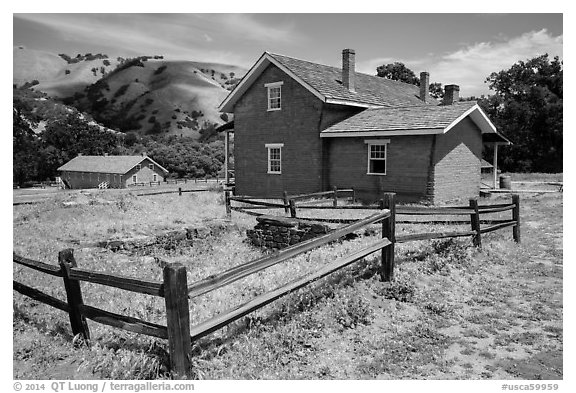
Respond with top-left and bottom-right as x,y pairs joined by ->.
218,49 -> 511,203
58,154 -> 168,189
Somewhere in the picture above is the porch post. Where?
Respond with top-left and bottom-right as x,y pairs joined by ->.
224,130 -> 230,185
493,142 -> 498,189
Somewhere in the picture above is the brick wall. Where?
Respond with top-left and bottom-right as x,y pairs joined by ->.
246,215 -> 329,249
432,117 -> 482,202
327,135 -> 434,203
233,64 -> 326,197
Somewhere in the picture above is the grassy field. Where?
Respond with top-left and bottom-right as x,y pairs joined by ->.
12,178 -> 563,380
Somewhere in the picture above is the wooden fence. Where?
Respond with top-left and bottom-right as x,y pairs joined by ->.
225,189 -> 521,247
13,207 -> 393,378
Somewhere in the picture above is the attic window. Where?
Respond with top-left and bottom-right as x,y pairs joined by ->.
366,139 -> 390,175
149,164 -> 154,170
265,81 -> 283,111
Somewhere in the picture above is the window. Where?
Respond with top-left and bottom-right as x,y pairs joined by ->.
149,164 -> 154,170
136,164 -> 142,170
366,139 -> 390,175
266,143 -> 283,174
153,174 -> 157,182
132,175 -> 137,183
265,82 -> 283,111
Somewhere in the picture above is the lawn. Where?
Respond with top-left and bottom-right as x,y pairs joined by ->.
12,179 -> 563,380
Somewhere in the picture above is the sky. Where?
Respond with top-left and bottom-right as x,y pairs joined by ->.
13,12 -> 562,97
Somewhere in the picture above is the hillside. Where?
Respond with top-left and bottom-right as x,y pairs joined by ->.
73,58 -> 245,136
13,47 -> 247,138
13,47 -> 121,97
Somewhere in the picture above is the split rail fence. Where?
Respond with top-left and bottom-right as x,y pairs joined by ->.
14,205 -> 394,378
225,188 -> 521,247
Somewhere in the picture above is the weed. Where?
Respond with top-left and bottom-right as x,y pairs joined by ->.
331,288 -> 374,329
374,274 -> 416,303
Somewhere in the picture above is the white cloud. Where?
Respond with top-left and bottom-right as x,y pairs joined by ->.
358,29 -> 563,97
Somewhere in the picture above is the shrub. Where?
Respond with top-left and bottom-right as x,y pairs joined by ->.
154,65 -> 168,75
331,289 -> 374,329
374,274 -> 416,302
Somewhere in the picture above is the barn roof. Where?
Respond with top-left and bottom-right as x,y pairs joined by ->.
219,52 -> 437,112
57,155 -> 168,174
320,102 -> 511,143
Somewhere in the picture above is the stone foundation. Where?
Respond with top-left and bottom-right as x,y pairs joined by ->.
246,215 -> 331,249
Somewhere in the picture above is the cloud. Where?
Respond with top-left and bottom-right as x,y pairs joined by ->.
358,29 -> 563,97
14,14 -> 299,66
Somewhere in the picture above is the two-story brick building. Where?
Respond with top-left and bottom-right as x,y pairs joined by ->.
58,154 -> 168,189
219,49 -> 510,203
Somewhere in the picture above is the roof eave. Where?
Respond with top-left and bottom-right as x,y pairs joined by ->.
320,128 -> 444,138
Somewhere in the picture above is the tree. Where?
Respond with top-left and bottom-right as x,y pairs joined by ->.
376,62 -> 419,85
478,54 -> 562,172
376,62 -> 444,99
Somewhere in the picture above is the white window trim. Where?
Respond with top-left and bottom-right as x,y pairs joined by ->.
265,81 -> 283,111
132,175 -> 137,183
365,139 -> 390,176
153,174 -> 158,182
136,164 -> 142,170
149,164 -> 154,170
266,143 -> 284,174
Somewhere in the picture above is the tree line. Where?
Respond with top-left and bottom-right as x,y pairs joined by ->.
13,87 -> 225,186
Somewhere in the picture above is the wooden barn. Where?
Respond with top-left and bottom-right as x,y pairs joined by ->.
219,49 -> 510,203
58,154 -> 168,189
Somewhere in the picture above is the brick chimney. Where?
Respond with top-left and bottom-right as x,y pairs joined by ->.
443,84 -> 460,105
342,49 -> 356,92
420,71 -> 430,102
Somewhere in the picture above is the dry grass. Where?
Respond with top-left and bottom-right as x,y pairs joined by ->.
13,179 -> 563,380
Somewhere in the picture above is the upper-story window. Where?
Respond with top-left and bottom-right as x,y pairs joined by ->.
366,139 -> 390,175
149,164 -> 154,171
265,81 -> 283,111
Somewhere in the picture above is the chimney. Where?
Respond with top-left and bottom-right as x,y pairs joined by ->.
420,71 -> 430,102
342,49 -> 356,92
104,153 -> 109,156
443,84 -> 460,105
141,152 -> 147,157
77,153 -> 82,156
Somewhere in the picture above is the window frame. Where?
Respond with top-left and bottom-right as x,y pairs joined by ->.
265,81 -> 283,111
153,174 -> 158,182
132,175 -> 137,183
366,139 -> 390,176
265,143 -> 284,175
149,164 -> 154,171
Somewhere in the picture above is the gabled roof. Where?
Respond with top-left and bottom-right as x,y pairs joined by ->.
57,155 -> 169,174
219,52 -> 437,112
320,102 -> 511,144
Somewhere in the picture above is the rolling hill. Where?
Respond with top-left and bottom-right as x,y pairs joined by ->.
13,47 -> 247,138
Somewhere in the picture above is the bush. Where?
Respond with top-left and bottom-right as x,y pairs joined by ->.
374,274 -> 416,303
331,289 -> 374,329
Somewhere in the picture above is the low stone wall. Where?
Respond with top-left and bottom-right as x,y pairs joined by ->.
246,215 -> 331,249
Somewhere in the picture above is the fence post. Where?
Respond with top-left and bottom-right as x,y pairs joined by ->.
332,186 -> 338,207
283,191 -> 289,214
58,249 -> 90,342
225,190 -> 231,218
289,199 -> 297,218
469,198 -> 482,248
512,194 -> 521,243
163,263 -> 192,379
381,193 -> 396,282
